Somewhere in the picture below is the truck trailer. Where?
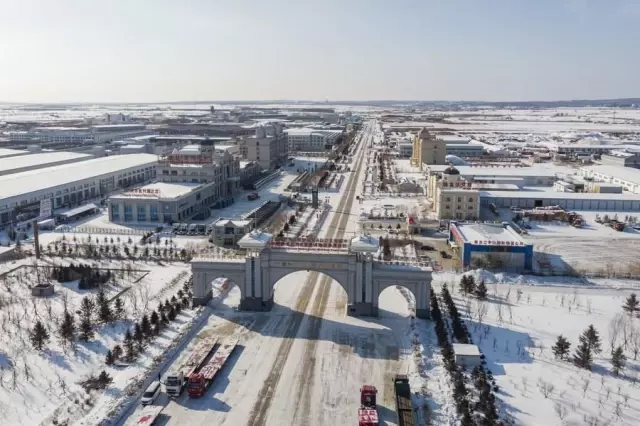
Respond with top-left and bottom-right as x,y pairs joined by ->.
393,375 -> 415,426
358,385 -> 379,426
164,338 -> 219,397
187,339 -> 238,397
125,405 -> 164,426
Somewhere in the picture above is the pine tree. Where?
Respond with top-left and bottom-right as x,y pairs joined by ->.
168,305 -> 177,321
153,322 -> 162,336
98,370 -> 113,388
573,340 -> 593,370
30,320 -> 50,351
134,323 -> 144,352
123,330 -> 136,362
583,325 -> 602,354
623,293 -> 640,316
160,311 -> 169,325
79,314 -> 94,341
112,344 -> 123,360
105,349 -> 115,366
59,309 -> 76,346
382,237 -> 391,257
459,275 -> 469,295
611,346 -> 627,376
141,314 -> 152,338
80,296 -> 95,321
150,310 -> 159,327
97,290 -> 113,324
475,280 -> 488,300
466,275 -> 476,295
114,298 -> 125,320
552,335 -> 571,360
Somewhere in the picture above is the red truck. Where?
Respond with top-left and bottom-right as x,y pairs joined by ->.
164,338 -> 218,397
358,385 -> 379,426
187,339 -> 238,397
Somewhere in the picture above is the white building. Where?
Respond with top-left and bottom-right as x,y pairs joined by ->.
452,343 -> 482,369
285,128 -> 343,153
239,122 -> 288,170
0,154 -> 158,226
7,124 -> 153,145
0,151 -> 93,176
579,165 -> 640,194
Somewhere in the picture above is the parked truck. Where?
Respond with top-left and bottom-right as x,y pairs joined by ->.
187,339 -> 238,397
164,338 -> 219,397
247,192 -> 260,201
358,385 -> 379,426
393,375 -> 415,426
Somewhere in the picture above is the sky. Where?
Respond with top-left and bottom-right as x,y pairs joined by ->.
0,0 -> 639,103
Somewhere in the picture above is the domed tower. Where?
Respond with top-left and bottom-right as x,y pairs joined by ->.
442,165 -> 461,183
411,127 -> 447,170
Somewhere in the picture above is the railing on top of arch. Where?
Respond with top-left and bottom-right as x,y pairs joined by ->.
268,237 -> 350,252
373,258 -> 442,271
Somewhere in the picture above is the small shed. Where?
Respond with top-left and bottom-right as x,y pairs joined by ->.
453,343 -> 482,368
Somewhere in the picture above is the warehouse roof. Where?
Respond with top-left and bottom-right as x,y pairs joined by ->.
581,165 -> 640,184
480,187 -> 640,200
110,181 -> 201,200
0,154 -> 158,201
0,151 -> 91,174
428,164 -> 565,177
453,222 -> 524,244
0,148 -> 28,158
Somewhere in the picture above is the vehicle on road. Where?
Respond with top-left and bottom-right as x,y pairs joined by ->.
188,339 -> 238,397
247,192 -> 260,201
164,338 -> 219,396
141,381 -> 161,406
393,375 -> 415,426
419,244 -> 435,251
440,250 -> 451,259
358,385 -> 379,426
125,405 -> 164,426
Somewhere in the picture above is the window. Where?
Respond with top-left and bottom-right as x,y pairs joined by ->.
468,197 -> 474,202
150,205 -> 158,221
137,205 -> 146,221
445,204 -> 450,210
111,204 -> 120,220
124,204 -> 133,221
457,197 -> 462,202
446,197 -> 451,202
468,205 -> 473,210
457,205 -> 461,210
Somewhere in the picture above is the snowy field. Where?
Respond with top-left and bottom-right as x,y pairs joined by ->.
0,254 -> 193,426
433,270 -> 640,426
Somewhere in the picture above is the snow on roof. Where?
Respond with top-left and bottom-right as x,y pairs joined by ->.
581,165 -> 640,184
350,235 -> 379,252
0,151 -> 91,173
480,187 -> 640,200
213,218 -> 253,227
453,222 -> 525,244
0,154 -> 158,201
60,203 -> 98,218
428,165 -> 563,178
239,161 -> 255,168
237,230 -> 272,249
452,343 -> 481,357
0,148 -> 28,158
111,181 -> 202,200
121,144 -> 146,149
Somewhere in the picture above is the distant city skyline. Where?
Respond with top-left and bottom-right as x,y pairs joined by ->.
1,0 -> 639,103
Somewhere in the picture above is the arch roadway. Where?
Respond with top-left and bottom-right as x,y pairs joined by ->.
191,248 -> 432,319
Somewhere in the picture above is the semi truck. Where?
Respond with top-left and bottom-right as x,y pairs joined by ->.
187,339 -> 238,397
125,405 -> 164,426
393,375 -> 415,426
164,338 -> 218,397
358,385 -> 379,426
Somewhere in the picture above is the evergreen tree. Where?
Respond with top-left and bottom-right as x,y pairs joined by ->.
573,340 -> 593,370
123,330 -> 136,361
30,320 -> 50,350
153,322 -> 162,336
623,293 -> 640,316
170,295 -> 177,305
141,314 -> 152,338
133,323 -> 144,352
160,311 -> 169,325
80,296 -> 95,320
150,310 -> 159,326
382,237 -> 391,257
79,313 -> 94,341
552,335 -> 572,360
114,298 -> 125,320
97,290 -> 113,323
112,344 -> 123,361
59,309 -> 76,346
105,349 -> 115,366
98,370 -> 113,388
168,305 -> 177,321
583,325 -> 602,354
475,280 -> 488,300
611,346 -> 627,376
459,275 -> 470,295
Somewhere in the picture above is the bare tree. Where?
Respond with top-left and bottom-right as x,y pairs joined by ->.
631,325 -> 640,360
475,300 -> 488,324
554,403 -> 568,422
609,314 -> 624,352
582,376 -> 591,397
538,378 -> 555,398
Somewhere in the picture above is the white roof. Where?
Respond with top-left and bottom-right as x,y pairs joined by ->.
0,154 -> 158,201
213,218 -> 252,227
0,151 -> 91,173
111,181 -> 201,200
0,148 -> 28,158
480,188 -> 640,200
428,165 -> 563,178
581,165 -> 640,184
237,230 -> 272,249
452,343 -> 481,357
350,235 -> 379,252
454,222 -> 524,244
122,144 -> 146,149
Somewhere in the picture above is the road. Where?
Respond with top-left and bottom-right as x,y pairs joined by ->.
120,120 -> 415,426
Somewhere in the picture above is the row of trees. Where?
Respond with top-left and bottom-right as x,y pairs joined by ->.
50,264 -> 112,289
45,242 -> 191,262
105,293 -> 190,365
441,284 -> 471,344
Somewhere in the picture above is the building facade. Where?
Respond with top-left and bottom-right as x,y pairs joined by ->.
239,123 -> 288,170
411,127 -> 447,169
430,166 -> 480,220
600,151 -> 640,168
285,128 -> 343,153
210,218 -> 254,246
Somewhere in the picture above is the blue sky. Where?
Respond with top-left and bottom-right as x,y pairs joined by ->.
0,0 -> 638,102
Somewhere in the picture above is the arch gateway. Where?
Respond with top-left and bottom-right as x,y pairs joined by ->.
191,233 -> 432,319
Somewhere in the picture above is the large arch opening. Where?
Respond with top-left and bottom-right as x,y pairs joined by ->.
377,285 -> 416,319
270,269 -> 349,316
209,277 -> 241,310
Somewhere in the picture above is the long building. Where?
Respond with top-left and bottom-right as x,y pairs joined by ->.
0,151 -> 92,176
0,153 -> 158,226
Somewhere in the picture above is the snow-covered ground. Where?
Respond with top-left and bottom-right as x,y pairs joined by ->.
434,270 -> 640,426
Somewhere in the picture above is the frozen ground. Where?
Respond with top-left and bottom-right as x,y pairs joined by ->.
434,270 -> 640,426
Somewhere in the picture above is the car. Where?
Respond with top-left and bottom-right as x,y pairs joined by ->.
141,380 -> 161,406
420,245 -> 435,251
440,250 -> 451,259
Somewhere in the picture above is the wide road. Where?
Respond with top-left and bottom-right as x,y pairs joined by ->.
123,120 -> 415,426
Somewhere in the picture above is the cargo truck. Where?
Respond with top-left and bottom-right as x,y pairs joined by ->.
164,338 -> 218,397
187,339 -> 238,397
393,375 -> 415,426
358,385 -> 379,426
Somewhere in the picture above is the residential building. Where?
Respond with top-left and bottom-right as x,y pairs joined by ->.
431,166 -> 480,220
239,123 -> 288,170
285,128 -> 343,153
579,165 -> 640,194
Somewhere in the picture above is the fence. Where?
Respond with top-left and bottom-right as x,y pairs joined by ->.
269,237 -> 350,251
